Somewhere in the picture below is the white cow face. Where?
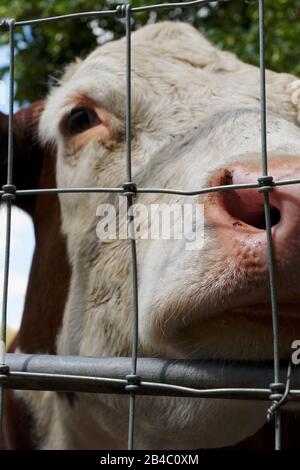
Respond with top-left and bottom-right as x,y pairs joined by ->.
39,22 -> 300,448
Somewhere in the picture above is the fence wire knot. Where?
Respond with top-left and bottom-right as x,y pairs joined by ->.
116,3 -> 131,19
257,175 -> 274,193
267,362 -> 292,422
0,18 -> 15,31
125,374 -> 141,393
123,182 -> 137,197
0,364 -> 10,381
1,184 -> 16,201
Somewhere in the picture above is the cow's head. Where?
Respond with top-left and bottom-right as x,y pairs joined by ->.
12,22 -> 300,448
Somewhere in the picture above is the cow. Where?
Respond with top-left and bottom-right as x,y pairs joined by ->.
2,21 -> 300,449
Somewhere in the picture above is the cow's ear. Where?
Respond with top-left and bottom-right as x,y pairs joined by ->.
0,111 -> 9,185
0,101 -> 46,215
0,111 -> 8,135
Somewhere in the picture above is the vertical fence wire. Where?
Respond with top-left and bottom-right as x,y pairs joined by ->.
125,3 -> 132,184
258,0 -> 268,178
258,0 -> 281,450
124,3 -> 139,451
0,19 -> 15,437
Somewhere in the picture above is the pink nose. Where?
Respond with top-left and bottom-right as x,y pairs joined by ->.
206,161 -> 300,270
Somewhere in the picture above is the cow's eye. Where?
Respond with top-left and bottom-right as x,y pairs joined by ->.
66,108 -> 100,135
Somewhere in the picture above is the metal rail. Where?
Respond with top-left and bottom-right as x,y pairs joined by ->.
1,354 -> 300,401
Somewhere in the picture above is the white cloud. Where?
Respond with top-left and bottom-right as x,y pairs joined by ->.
0,272 -> 28,297
0,271 -> 28,331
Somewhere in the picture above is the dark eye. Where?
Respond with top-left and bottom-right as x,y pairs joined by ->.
66,107 -> 100,135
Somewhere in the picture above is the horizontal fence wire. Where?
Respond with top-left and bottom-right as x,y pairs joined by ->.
0,0 -> 298,451
3,0 -> 229,27
1,177 -> 300,198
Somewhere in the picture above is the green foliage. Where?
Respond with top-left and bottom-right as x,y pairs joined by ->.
0,0 -> 299,104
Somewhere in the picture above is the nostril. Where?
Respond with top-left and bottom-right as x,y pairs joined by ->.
223,189 -> 281,230
268,207 -> 281,229
253,207 -> 281,230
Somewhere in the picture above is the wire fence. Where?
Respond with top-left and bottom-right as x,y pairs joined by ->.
0,0 -> 300,451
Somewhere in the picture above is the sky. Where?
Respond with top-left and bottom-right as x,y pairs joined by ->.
0,45 -> 35,332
